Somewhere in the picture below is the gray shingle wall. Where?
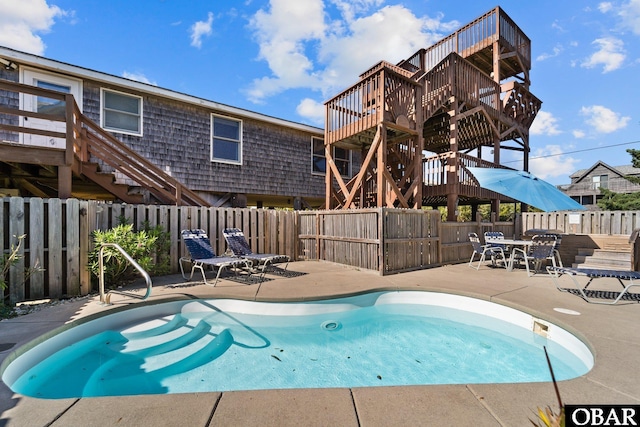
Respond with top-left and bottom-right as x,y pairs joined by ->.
0,68 -> 19,142
81,80 -> 331,199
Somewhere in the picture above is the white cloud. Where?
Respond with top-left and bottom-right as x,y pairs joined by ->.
530,111 -> 562,136
529,145 -> 580,180
536,45 -> 563,61
598,2 -> 614,13
580,105 -> 630,133
581,37 -> 625,73
551,20 -> 565,32
296,98 -> 325,124
572,129 -> 586,138
0,0 -> 67,55
122,71 -> 157,86
616,0 -> 640,35
331,0 -> 385,24
190,12 -> 213,48
246,1 -> 458,106
246,0 -> 327,102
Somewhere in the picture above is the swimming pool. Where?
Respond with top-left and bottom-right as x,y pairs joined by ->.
2,291 -> 593,398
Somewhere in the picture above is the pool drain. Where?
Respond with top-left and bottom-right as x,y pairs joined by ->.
321,320 -> 341,331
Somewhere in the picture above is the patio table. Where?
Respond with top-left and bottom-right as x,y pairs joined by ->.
486,238 -> 532,271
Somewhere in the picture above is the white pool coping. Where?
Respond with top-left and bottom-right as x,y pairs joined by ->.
2,290 -> 594,389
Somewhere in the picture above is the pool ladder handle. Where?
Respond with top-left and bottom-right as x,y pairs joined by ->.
99,243 -> 153,304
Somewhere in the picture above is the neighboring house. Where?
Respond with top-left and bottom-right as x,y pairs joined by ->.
0,45 -> 357,208
559,161 -> 640,209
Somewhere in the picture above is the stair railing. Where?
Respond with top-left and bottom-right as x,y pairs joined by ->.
0,79 -> 209,206
74,102 -> 210,206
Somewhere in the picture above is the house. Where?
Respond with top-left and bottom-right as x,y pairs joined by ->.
559,161 -> 640,209
0,45 -> 357,208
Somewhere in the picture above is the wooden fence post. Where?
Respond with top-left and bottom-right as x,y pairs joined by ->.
9,197 -> 25,304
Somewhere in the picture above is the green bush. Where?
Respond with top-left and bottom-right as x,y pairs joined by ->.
88,223 -> 170,287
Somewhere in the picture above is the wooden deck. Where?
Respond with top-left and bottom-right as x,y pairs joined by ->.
323,6 -> 541,218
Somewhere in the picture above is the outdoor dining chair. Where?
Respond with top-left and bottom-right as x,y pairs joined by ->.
510,234 -> 558,277
483,231 -> 511,254
468,232 -> 507,270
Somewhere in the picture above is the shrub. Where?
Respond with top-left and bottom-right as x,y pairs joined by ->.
88,223 -> 169,287
1,234 -> 45,313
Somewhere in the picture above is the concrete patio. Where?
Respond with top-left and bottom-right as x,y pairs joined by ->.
0,260 -> 639,426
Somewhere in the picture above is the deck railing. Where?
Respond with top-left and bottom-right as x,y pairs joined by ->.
560,177 -> 640,195
325,61 -> 420,145
422,151 -> 507,187
399,7 -> 530,75
0,79 -> 208,206
422,53 -> 501,122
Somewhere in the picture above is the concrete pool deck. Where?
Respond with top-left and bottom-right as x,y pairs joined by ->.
0,260 -> 639,426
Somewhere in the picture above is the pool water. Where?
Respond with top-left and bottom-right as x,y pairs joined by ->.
3,292 -> 593,398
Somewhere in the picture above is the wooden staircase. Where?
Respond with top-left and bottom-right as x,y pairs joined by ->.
323,7 -> 540,214
0,79 -> 209,206
571,236 -> 632,270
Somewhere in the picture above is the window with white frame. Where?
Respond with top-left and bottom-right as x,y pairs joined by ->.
211,114 -> 242,164
592,174 -> 608,190
101,89 -> 142,135
312,137 -> 351,177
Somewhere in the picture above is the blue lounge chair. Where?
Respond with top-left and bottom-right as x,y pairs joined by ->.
222,228 -> 290,280
547,266 -> 640,305
180,229 -> 252,286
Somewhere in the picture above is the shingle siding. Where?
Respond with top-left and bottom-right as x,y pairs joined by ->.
80,80 -> 328,201
0,68 -> 19,142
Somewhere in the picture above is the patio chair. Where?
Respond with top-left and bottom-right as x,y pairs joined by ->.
510,234 -> 558,277
180,229 -> 252,286
468,232 -> 507,270
524,230 -> 563,267
223,228 -> 290,280
483,231 -> 511,254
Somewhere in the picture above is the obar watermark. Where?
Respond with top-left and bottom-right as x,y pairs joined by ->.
566,405 -> 639,427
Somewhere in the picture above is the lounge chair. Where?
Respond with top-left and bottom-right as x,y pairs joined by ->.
222,228 -> 290,280
468,232 -> 506,270
509,234 -> 558,276
547,266 -> 640,305
180,229 -> 252,286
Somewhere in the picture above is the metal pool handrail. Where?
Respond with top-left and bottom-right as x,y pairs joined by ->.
99,243 -> 153,304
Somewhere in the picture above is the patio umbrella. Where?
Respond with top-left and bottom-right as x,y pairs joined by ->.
467,167 -> 586,212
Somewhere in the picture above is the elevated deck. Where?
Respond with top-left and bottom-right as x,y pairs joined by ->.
323,7 -> 541,216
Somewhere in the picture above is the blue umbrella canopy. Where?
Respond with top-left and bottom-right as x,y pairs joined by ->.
467,167 -> 586,212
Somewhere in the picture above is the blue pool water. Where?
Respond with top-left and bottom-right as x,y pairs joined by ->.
2,292 -> 593,398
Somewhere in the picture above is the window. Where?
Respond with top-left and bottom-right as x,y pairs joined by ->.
36,80 -> 70,116
312,137 -> 351,177
312,137 -> 326,173
211,115 -> 242,164
101,89 -> 142,135
592,174 -> 608,190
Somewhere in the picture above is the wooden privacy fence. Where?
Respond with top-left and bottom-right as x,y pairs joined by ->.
3,196 -> 530,305
439,221 -> 517,265
522,211 -> 640,235
299,208 -> 441,274
1,197 -> 297,304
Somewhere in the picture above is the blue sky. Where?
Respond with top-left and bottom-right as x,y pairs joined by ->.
1,0 -> 639,185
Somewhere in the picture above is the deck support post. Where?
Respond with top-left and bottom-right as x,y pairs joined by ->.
58,165 -> 72,199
